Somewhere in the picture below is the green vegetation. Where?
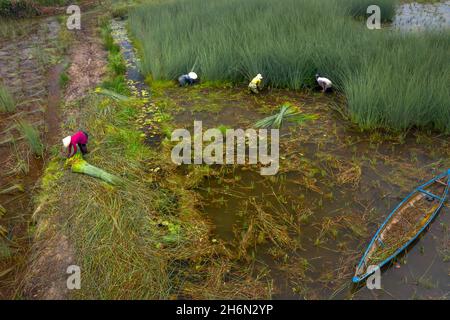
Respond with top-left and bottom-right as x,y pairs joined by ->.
101,23 -> 120,53
0,85 -> 16,113
129,0 -> 450,132
66,153 -> 123,185
31,77 -> 230,299
0,0 -> 70,17
0,18 -> 29,38
16,120 -> 44,157
0,0 -> 38,17
346,0 -> 397,21
100,23 -> 130,95
0,0 -> 71,17
30,19 -> 250,299
254,103 -> 317,129
33,93 -> 172,298
35,0 -> 68,5
95,87 -> 132,102
59,70 -> 69,88
108,51 -> 127,75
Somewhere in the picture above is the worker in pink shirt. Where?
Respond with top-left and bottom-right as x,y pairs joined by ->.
62,131 -> 89,158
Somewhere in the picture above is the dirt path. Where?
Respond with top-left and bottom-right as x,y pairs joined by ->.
64,15 -> 107,104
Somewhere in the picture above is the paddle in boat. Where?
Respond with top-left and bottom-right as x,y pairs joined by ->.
352,170 -> 450,283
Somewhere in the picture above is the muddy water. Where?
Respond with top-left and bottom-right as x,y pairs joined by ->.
169,88 -> 450,300
394,1 -> 450,31
110,19 -> 147,96
110,19 -> 163,146
114,17 -> 450,299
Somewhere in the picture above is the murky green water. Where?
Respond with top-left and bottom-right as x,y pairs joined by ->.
173,88 -> 450,300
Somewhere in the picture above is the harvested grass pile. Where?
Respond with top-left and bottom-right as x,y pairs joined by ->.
254,103 -> 317,129
65,153 -> 123,186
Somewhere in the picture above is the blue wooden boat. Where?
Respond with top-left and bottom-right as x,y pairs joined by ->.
352,170 -> 450,283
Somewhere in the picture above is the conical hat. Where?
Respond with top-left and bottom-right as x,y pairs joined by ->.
62,136 -> 71,148
188,72 -> 198,80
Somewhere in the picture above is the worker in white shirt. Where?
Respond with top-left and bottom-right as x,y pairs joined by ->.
315,74 -> 332,93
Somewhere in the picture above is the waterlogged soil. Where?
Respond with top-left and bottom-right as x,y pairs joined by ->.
154,86 -> 450,299
0,16 -> 63,298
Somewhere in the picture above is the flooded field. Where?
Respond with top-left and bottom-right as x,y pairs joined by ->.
111,18 -> 450,299
158,87 -> 450,299
394,1 -> 450,31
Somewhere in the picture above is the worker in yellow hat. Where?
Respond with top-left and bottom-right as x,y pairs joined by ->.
248,73 -> 263,94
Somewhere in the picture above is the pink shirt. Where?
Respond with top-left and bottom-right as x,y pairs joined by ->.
68,131 -> 88,157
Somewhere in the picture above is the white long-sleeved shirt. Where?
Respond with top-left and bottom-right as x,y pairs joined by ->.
317,77 -> 332,89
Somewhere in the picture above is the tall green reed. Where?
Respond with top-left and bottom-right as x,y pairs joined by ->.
128,0 -> 450,132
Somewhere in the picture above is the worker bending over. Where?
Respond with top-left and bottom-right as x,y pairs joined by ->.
63,131 -> 89,158
178,72 -> 199,87
315,74 -> 332,93
248,74 -> 263,94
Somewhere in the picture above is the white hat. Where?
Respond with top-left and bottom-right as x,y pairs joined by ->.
188,72 -> 198,80
62,136 -> 71,148
256,73 -> 263,79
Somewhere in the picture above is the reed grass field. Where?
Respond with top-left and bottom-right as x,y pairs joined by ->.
129,0 -> 450,132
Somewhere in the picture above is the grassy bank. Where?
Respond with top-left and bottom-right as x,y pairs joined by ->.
128,0 -> 450,132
